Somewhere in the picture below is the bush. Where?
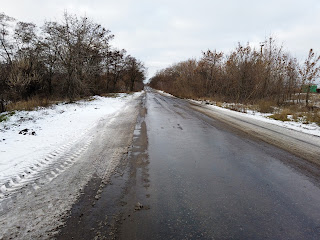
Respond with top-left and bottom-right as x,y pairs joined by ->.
257,100 -> 275,113
305,111 -> 320,125
269,109 -> 291,121
0,111 -> 15,122
269,113 -> 289,121
0,114 -> 8,122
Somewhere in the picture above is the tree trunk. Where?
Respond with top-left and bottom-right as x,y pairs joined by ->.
306,85 -> 310,107
0,98 -> 5,113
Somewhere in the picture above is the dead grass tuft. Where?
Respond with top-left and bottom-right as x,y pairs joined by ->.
216,102 -> 223,107
6,97 -> 53,111
269,112 -> 290,121
99,93 -> 120,98
257,100 -> 276,113
225,103 -> 247,113
269,108 -> 294,121
304,111 -> 320,125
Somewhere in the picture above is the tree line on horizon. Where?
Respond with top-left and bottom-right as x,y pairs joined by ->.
149,37 -> 320,107
0,12 -> 146,113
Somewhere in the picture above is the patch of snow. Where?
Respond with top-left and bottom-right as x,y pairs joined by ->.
157,90 -> 175,97
0,92 -> 143,183
189,99 -> 320,137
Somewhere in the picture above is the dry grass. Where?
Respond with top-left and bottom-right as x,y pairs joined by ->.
267,104 -> 320,125
269,108 -> 294,121
216,102 -> 223,107
256,100 -> 276,113
6,97 -> 54,111
269,111 -> 290,121
204,97 -> 320,126
4,92 -> 124,113
304,111 -> 320,125
99,93 -> 121,98
224,103 -> 247,113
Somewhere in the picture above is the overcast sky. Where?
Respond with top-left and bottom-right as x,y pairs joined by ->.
2,0 -> 320,79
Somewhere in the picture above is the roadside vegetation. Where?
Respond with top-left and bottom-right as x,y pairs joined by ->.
0,12 -> 146,115
204,99 -> 320,125
149,37 -> 320,125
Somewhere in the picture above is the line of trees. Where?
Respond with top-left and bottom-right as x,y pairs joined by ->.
0,12 -> 146,112
149,37 -> 320,107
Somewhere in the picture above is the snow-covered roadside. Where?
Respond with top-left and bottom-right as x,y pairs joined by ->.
0,92 -> 143,183
188,99 -> 320,137
157,90 -> 175,98
155,88 -> 320,137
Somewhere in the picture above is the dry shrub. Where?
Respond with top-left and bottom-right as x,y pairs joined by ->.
281,108 -> 293,115
288,103 -> 310,113
305,111 -> 320,125
225,103 -> 247,113
216,102 -> 223,107
269,112 -> 290,121
6,97 -> 52,111
292,112 -> 304,120
283,103 -> 320,125
287,104 -> 300,113
257,100 -> 276,113
0,111 -> 15,122
269,108 -> 292,121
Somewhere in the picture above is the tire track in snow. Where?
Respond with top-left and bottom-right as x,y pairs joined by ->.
0,130 -> 94,214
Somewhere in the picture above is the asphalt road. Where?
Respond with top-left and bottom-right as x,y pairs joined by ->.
58,89 -> 320,239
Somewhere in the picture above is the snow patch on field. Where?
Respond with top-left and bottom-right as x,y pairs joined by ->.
189,99 -> 320,137
0,93 -> 142,183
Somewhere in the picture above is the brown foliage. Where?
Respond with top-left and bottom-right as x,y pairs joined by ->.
149,37 -> 318,108
0,12 -> 146,112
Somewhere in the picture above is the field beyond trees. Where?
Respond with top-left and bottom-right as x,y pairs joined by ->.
0,12 -> 146,113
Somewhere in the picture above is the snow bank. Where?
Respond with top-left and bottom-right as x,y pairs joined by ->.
157,90 -> 175,97
189,99 -> 320,137
0,93 -> 142,182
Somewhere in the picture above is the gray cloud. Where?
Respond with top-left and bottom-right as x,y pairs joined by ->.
2,0 -> 320,78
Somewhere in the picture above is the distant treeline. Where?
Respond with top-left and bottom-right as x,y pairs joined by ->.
0,12 -> 146,112
149,38 -> 320,106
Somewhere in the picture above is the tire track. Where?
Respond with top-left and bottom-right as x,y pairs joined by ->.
0,132 -> 94,215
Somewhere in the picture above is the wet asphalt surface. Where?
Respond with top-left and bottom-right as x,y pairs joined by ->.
58,89 -> 320,239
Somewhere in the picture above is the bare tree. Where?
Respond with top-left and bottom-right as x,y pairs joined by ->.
108,49 -> 126,92
0,13 -> 15,64
299,49 -> 320,107
198,50 -> 223,97
150,37 -> 302,106
43,12 -> 115,100
125,55 -> 145,91
7,21 -> 47,100
0,13 -> 15,112
0,11 -> 145,109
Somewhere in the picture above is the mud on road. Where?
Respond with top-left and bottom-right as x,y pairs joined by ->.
57,93 -> 150,240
